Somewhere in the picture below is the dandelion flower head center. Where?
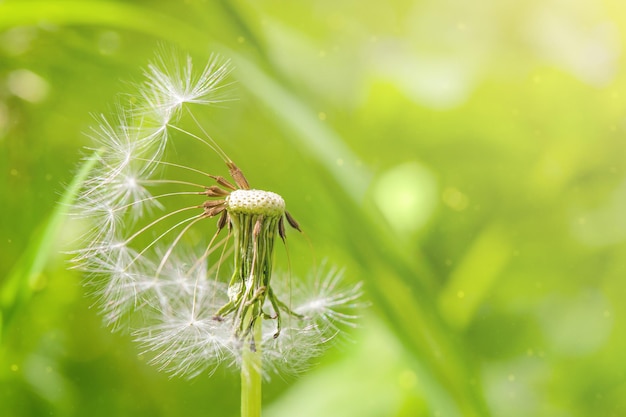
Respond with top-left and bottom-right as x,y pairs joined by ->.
226,189 -> 285,217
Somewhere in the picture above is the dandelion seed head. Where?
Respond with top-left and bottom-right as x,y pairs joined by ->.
70,49 -> 364,379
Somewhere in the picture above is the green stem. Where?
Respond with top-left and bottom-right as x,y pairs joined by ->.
241,317 -> 263,417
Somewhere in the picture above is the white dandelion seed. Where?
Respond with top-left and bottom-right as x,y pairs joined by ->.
139,48 -> 233,127
294,266 -> 365,332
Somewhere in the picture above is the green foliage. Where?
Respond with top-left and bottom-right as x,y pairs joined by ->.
2,1 -> 625,416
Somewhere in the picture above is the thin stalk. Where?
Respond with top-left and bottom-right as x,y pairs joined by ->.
241,316 -> 263,417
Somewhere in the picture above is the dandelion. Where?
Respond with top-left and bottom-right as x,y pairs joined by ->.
70,48 -> 364,416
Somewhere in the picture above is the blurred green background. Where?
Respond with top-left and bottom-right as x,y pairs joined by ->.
2,0 -> 626,416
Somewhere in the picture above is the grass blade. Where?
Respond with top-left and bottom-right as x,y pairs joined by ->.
0,151 -> 100,343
